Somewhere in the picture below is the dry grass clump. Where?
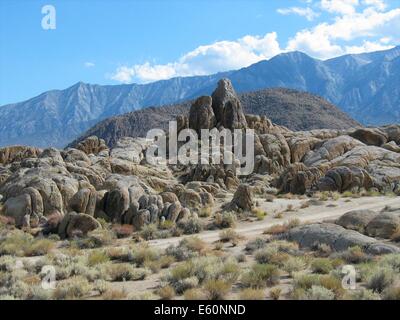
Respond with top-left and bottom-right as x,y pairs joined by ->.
139,224 -> 158,240
166,237 -> 208,261
72,229 -> 114,249
245,237 -> 268,253
365,267 -> 396,293
214,212 -> 237,229
164,256 -> 240,294
241,264 -> 280,288
102,289 -> 128,300
264,218 -> 300,235
130,244 -> 160,267
382,285 -> 400,300
311,258 -> 334,274
157,285 -> 176,300
337,246 -> 371,264
252,208 -> 267,221
87,250 -> 110,267
101,263 -> 149,282
177,218 -> 203,235
0,230 -> 55,257
283,256 -> 307,276
269,287 -> 282,300
239,288 -> 265,300
53,276 -> 92,300
203,279 -> 231,300
219,229 -> 242,246
184,288 -> 207,300
291,273 -> 344,300
255,247 -> 289,267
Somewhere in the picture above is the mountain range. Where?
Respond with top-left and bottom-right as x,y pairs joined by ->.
70,88 -> 360,148
1,46 -> 399,148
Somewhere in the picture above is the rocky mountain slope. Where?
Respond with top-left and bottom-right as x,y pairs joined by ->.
71,88 -> 360,148
1,46 -> 399,148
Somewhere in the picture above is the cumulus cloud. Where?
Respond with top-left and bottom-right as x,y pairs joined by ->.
277,7 -> 320,21
110,33 -> 282,83
287,2 -> 400,59
110,0 -> 400,83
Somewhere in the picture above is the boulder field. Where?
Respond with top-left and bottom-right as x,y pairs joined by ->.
0,79 -> 400,240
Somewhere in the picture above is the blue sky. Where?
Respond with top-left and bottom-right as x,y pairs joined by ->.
1,0 -> 400,105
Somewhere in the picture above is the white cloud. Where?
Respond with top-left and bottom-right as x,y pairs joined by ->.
320,0 -> 360,15
345,39 -> 394,53
277,7 -> 320,21
110,33 -> 282,83
287,1 -> 400,59
84,62 -> 95,68
109,0 -> 400,83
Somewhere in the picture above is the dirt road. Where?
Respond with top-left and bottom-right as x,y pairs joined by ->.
149,196 -> 400,249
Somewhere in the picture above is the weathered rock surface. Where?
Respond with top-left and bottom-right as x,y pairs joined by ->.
227,184 -> 254,212
283,223 -> 400,254
336,210 -> 380,233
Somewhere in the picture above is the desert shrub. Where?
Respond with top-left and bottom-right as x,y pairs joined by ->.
184,288 -> 207,300
165,256 -> 239,293
103,263 -> 149,282
159,220 -> 175,230
166,237 -> 207,262
0,230 -> 55,257
366,267 -> 396,293
219,229 -> 241,245
311,258 -> 334,274
293,273 -> 343,298
382,285 -> 400,300
140,224 -> 158,240
157,285 -> 176,300
112,224 -> 134,239
53,276 -> 92,300
73,229 -> 114,249
252,208 -> 267,221
283,257 -> 307,276
131,245 -> 160,266
307,285 -> 335,300
241,264 -> 280,288
127,292 -> 157,300
239,288 -> 264,300
177,218 -> 203,234
214,212 -> 237,229
255,247 -> 289,267
344,288 -> 381,300
269,287 -> 282,300
379,254 -> 400,272
92,279 -> 110,295
87,250 -> 110,267
203,279 -> 231,300
0,256 -> 17,272
264,218 -> 300,235
339,246 -> 370,264
102,289 -> 128,300
245,238 -> 267,253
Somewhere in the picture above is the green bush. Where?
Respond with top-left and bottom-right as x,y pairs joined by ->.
241,264 -> 280,288
311,258 -> 334,274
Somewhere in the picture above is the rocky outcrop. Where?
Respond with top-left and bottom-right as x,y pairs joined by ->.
189,96 -> 216,134
336,210 -> 379,233
365,212 -> 400,239
0,146 -> 42,166
75,136 -> 109,156
283,223 -> 400,254
349,128 -> 388,146
227,184 -> 254,212
211,79 -> 247,130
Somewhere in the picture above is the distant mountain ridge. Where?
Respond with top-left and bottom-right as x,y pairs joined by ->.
71,87 -> 360,148
1,46 -> 399,148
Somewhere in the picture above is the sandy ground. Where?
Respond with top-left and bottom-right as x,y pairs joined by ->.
149,196 -> 400,249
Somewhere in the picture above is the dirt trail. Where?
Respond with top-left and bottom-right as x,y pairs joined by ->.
149,196 -> 400,249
